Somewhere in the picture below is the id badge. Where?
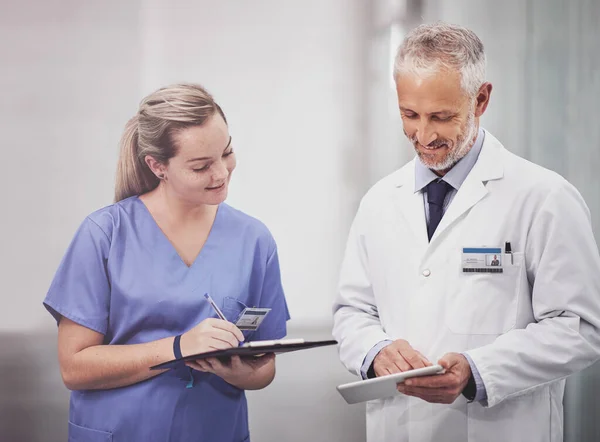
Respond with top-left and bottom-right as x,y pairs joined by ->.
462,247 -> 503,273
235,307 -> 271,331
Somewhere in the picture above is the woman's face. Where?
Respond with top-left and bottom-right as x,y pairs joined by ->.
150,113 -> 236,206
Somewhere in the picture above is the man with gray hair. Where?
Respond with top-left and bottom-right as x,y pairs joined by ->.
333,22 -> 600,442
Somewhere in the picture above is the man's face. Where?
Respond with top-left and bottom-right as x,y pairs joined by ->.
396,68 -> 490,174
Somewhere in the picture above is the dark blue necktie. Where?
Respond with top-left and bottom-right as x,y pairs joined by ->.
426,179 -> 452,241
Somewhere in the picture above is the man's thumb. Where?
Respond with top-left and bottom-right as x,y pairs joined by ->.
438,352 -> 459,370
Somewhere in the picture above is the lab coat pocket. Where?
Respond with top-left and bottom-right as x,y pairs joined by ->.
68,421 -> 112,442
446,253 -> 524,335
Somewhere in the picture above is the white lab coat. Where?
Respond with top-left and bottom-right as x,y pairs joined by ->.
332,131 -> 600,442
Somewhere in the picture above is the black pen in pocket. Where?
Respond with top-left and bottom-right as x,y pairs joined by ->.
505,241 -> 513,265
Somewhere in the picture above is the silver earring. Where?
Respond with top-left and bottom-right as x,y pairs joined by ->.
158,174 -> 165,180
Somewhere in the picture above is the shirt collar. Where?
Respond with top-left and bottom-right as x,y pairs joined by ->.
414,127 -> 485,193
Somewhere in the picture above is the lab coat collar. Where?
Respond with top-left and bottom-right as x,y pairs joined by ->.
391,129 -> 505,249
414,127 -> 486,193
394,128 -> 504,189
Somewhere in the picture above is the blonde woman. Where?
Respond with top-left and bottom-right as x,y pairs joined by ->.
44,83 -> 290,442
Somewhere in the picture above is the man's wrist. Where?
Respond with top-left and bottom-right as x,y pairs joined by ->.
462,373 -> 477,401
367,361 -> 376,379
361,340 -> 393,379
461,353 -> 487,403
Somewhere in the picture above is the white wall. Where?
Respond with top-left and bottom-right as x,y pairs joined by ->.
0,1 -> 369,441
0,0 -> 369,334
1,2 -> 143,440
1,0 -> 142,333
137,0 -> 369,328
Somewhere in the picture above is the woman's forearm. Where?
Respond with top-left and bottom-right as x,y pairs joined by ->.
62,337 -> 174,390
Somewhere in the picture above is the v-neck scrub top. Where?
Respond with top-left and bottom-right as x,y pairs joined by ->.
43,196 -> 290,442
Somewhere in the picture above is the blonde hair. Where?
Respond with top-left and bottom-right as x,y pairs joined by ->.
114,83 -> 227,202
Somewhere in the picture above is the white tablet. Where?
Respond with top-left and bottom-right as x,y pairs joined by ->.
336,364 -> 445,404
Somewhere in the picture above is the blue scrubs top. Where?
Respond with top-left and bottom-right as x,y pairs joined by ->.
44,196 -> 290,442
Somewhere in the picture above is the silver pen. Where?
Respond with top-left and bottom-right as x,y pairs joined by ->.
203,293 -> 227,321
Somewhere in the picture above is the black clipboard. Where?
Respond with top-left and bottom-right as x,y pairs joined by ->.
150,338 -> 337,371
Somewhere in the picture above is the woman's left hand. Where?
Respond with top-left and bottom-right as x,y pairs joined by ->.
186,354 -> 276,389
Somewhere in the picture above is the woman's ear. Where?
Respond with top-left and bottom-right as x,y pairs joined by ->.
144,155 -> 167,180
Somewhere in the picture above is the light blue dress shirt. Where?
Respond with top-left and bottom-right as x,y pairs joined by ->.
360,127 -> 487,403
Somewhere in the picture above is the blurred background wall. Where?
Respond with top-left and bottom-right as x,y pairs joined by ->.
0,0 -> 598,441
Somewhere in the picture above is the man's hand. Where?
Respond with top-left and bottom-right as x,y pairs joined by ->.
373,339 -> 432,377
396,352 -> 472,404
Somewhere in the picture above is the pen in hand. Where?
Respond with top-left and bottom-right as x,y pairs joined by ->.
203,293 -> 245,348
203,293 -> 228,321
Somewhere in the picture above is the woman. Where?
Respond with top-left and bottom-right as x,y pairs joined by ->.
43,83 -> 290,442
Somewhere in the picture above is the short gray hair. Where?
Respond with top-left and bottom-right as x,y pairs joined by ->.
394,22 -> 486,97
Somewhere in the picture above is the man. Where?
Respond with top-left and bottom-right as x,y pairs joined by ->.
332,22 -> 600,442
490,255 -> 499,266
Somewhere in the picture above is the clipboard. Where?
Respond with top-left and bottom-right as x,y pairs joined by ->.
336,364 -> 445,404
150,338 -> 337,371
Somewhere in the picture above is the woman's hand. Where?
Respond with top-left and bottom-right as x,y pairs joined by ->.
186,354 -> 276,390
180,318 -> 244,356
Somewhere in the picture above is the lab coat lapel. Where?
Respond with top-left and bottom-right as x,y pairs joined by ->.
430,135 -> 505,243
393,161 -> 429,254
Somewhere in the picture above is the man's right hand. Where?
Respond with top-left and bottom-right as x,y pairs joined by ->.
372,339 -> 432,377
